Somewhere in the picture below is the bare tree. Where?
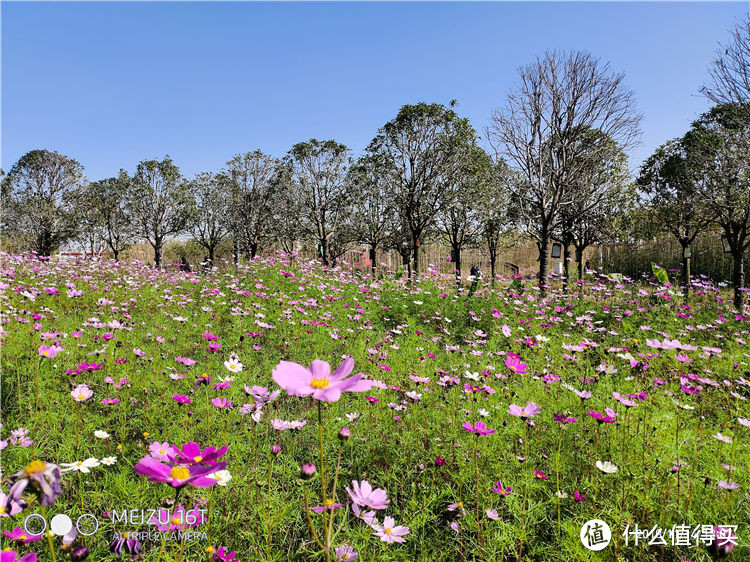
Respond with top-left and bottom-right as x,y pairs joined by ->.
4,150 -> 85,256
189,171 -> 231,263
284,139 -> 352,267
687,103 -> 750,309
368,103 -> 476,277
701,14 -> 750,110
226,150 -> 280,261
487,51 -> 641,294
126,156 -> 195,269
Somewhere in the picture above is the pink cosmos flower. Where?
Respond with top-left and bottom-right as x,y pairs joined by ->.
504,353 -> 528,374
508,402 -> 542,418
573,490 -> 585,502
309,501 -> 344,513
486,509 -> 500,520
462,421 -> 496,436
352,504 -> 377,524
491,481 -> 512,496
38,345 -> 63,358
534,469 -> 548,480
133,456 -> 226,488
271,357 -> 373,402
71,384 -> 93,402
173,395 -> 192,405
211,397 -> 232,410
149,442 -> 176,462
371,516 -> 409,543
3,526 -> 43,543
0,551 -> 37,562
346,480 -> 389,510
168,442 -> 228,465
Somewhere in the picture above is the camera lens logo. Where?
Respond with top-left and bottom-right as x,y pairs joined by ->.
580,519 -> 611,551
24,513 -> 99,537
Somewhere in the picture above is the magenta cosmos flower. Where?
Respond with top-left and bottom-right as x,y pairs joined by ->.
462,421 -> 496,436
0,552 -> 37,562
38,345 -> 63,358
133,456 -> 226,488
508,402 -> 542,418
346,480 -> 389,510
272,357 -> 373,402
168,442 -> 228,465
504,353 -> 528,374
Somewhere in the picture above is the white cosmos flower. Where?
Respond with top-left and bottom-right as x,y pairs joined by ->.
478,409 -> 489,417
224,358 -> 243,373
596,460 -> 618,474
346,412 -> 360,422
207,469 -> 232,486
61,457 -> 101,473
555,491 -> 568,499
100,456 -> 117,466
464,371 -> 480,381
94,430 -> 110,439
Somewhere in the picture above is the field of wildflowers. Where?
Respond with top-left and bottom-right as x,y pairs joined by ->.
0,253 -> 747,561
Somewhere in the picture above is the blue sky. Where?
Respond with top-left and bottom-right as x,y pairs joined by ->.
2,2 -> 747,180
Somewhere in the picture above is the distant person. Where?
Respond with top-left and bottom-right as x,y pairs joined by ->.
180,255 -> 191,273
585,259 -> 591,273
470,264 -> 480,277
201,256 -> 212,273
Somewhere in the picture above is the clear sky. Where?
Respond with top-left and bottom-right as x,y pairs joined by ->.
2,1 -> 748,181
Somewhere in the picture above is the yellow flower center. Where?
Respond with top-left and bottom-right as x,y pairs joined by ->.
18,535 -> 27,540
205,547 -> 216,554
521,411 -> 527,416
385,528 -> 392,534
172,516 -> 182,525
76,461 -> 83,466
230,364 -> 236,369
24,460 -> 47,475
310,378 -> 330,389
77,394 -> 86,400
170,467 -> 191,480
159,449 -> 166,455
42,351 -> 49,356
0,507 -> 5,514
193,456 -> 203,463
324,499 -> 334,506
457,502 -> 463,508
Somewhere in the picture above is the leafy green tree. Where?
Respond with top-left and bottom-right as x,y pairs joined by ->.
686,103 -> 750,308
188,171 -> 231,263
126,156 -> 195,269
3,149 -> 85,256
637,139 -> 709,297
368,102 -> 477,276
347,153 -> 396,276
284,139 -> 352,267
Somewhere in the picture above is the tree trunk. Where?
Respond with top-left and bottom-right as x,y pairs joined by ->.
454,247 -> 462,287
233,236 -> 240,265
732,250 -> 745,310
209,246 -> 216,263
538,235 -> 550,296
575,246 -> 584,280
489,247 -> 497,286
113,248 -> 120,262
680,240 -> 690,301
320,238 -> 329,267
412,235 -> 420,277
562,242 -> 571,294
249,242 -> 258,260
370,246 -> 376,277
153,239 -> 163,270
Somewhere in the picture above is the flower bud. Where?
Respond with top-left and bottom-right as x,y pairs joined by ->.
300,463 -> 316,480
271,444 -> 282,456
337,426 -> 350,441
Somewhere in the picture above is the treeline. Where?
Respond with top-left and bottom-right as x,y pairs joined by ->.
1,15 -> 748,306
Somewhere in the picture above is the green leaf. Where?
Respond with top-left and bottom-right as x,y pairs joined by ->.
651,263 -> 669,285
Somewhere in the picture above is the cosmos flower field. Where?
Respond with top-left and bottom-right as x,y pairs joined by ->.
1,253 -> 748,561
